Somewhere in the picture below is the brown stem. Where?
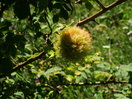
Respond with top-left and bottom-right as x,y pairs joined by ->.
0,51 -> 45,78
13,51 -> 45,71
77,0 -> 127,26
65,81 -> 128,86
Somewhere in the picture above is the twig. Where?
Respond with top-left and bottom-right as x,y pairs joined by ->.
13,51 -> 45,71
44,11 -> 52,34
77,0 -> 127,26
0,51 -> 45,78
92,19 -> 99,25
65,81 -> 128,86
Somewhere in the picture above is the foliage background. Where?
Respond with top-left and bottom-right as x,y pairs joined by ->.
0,0 -> 132,98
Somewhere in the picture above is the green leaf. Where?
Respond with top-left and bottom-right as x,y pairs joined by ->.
75,76 -> 82,83
63,4 -> 71,11
66,75 -> 74,82
120,63 -> 132,72
48,50 -> 55,58
96,62 -> 111,70
114,93 -> 129,99
0,20 -> 11,32
14,92 -> 24,98
44,67 -> 62,76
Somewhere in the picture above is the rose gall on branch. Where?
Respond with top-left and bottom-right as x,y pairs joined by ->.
54,26 -> 92,62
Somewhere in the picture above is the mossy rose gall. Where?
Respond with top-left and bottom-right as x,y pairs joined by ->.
54,26 -> 92,61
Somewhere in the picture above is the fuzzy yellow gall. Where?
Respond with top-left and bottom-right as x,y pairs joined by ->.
54,26 -> 92,61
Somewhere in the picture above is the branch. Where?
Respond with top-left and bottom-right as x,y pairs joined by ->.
44,11 -> 52,34
65,81 -> 128,86
77,0 -> 127,26
0,51 -> 45,78
13,51 -> 45,71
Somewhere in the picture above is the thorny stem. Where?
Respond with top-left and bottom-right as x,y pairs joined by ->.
0,51 -> 45,78
77,0 -> 127,26
65,81 -> 128,86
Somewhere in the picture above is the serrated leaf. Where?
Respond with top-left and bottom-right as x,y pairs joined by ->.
48,50 -> 55,58
120,63 -> 132,72
75,76 -> 82,83
63,4 -> 71,11
79,72 -> 88,80
114,93 -> 129,99
75,70 -> 81,76
0,20 -> 11,31
14,92 -> 24,98
67,66 -> 74,71
44,67 -> 62,76
66,75 -> 73,82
